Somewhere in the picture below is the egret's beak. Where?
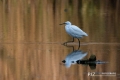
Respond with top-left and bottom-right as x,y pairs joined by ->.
59,23 -> 65,25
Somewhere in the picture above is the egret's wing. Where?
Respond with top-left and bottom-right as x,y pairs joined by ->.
64,50 -> 87,68
70,25 -> 88,36
66,50 -> 88,61
70,51 -> 87,61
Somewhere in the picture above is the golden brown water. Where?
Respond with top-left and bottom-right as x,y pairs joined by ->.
0,0 -> 120,80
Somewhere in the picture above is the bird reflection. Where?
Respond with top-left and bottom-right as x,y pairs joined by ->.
76,54 -> 108,70
62,50 -> 88,68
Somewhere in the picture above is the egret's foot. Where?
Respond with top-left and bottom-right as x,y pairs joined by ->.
62,42 -> 67,46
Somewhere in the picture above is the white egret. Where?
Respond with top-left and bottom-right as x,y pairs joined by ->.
62,50 -> 88,68
60,21 -> 88,48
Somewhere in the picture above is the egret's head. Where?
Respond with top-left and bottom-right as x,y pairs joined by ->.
65,21 -> 71,25
59,21 -> 71,25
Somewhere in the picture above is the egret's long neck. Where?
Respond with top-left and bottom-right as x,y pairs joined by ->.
65,25 -> 70,30
65,24 -> 71,33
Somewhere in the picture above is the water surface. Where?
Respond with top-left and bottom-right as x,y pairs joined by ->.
0,0 -> 120,80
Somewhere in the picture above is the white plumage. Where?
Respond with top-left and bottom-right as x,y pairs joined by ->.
62,50 -> 88,68
60,21 -> 88,38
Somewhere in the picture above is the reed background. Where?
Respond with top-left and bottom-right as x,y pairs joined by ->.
0,0 -> 120,80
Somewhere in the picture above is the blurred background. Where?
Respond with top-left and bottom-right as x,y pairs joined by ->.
0,0 -> 120,80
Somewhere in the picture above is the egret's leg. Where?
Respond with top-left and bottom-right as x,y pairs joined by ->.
62,37 -> 74,51
77,38 -> 80,50
62,37 -> 74,45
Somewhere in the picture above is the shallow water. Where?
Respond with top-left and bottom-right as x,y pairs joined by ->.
0,0 -> 120,80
